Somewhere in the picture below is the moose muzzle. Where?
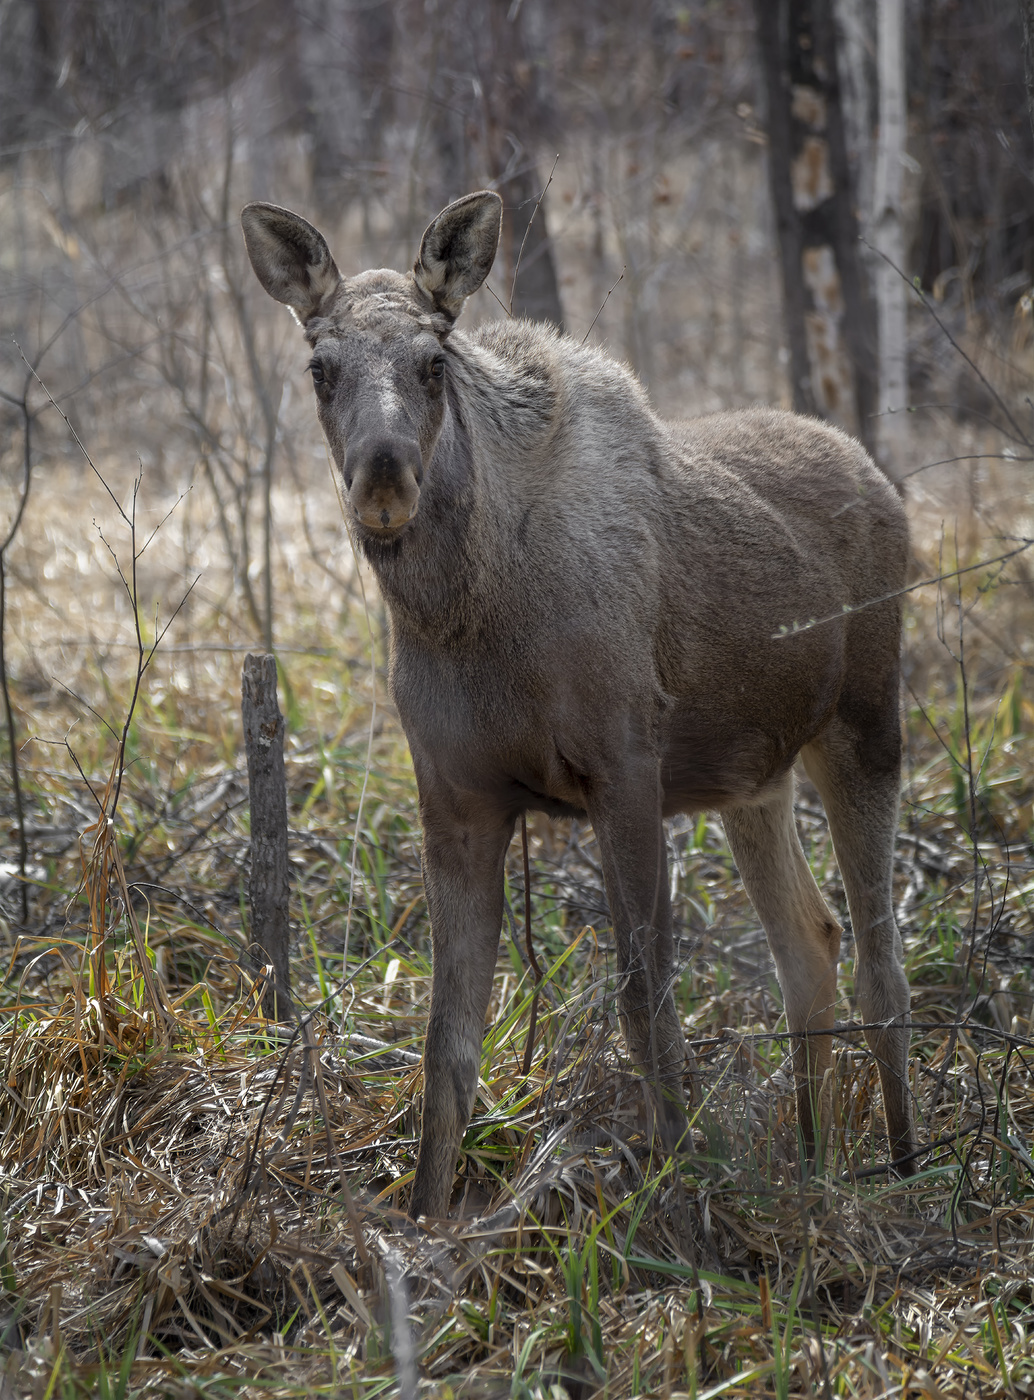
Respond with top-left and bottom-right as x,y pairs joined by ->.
344,435 -> 423,534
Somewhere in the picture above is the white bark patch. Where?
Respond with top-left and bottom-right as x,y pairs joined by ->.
792,135 -> 834,213
791,84 -> 826,131
803,246 -> 854,430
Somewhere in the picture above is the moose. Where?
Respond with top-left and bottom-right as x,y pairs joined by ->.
241,190 -> 917,1220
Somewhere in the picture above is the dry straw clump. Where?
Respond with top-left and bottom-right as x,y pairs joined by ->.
3,696 -> 1034,1400
4,927 -> 1034,1399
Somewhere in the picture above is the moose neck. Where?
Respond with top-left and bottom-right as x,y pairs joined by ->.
353,325 -> 562,647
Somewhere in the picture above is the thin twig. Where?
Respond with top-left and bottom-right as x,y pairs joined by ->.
581,267 -> 625,345
509,155 -> 560,317
521,814 -> 542,1077
842,1127 -> 979,1181
104,481 -> 200,820
899,452 -> 1028,481
772,538 -> 1033,638
484,281 -> 512,318
0,390 -> 33,922
924,531 -> 1001,1129
0,559 -> 28,922
876,400 -> 1032,447
16,344 -> 128,522
0,393 -> 32,557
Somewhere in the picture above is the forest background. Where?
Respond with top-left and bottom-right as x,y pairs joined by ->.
1,1 -> 1034,1397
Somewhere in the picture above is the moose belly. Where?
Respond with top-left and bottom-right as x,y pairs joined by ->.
659,684 -> 832,813
660,728 -> 789,813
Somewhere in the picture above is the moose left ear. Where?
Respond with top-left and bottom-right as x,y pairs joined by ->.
241,203 -> 341,323
414,191 -> 503,322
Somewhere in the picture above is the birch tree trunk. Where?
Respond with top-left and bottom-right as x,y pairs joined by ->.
753,0 -> 877,448
872,0 -> 908,480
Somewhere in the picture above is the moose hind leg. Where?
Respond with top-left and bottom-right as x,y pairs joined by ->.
802,717 -> 916,1170
722,773 -> 842,1164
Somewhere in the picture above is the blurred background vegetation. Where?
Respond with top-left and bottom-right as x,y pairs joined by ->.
2,0 -> 1031,490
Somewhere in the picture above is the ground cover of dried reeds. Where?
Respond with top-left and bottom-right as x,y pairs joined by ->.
1,405 -> 1033,1399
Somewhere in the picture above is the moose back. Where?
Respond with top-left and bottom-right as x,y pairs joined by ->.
242,191 -> 917,1220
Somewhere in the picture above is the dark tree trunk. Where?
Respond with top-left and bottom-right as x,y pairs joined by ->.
242,653 -> 292,1022
753,0 -> 878,452
755,0 -> 817,417
482,1 -> 565,330
813,2 -> 878,448
1022,0 -> 1034,146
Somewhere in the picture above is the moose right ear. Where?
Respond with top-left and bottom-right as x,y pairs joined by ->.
414,191 -> 503,322
241,203 -> 341,323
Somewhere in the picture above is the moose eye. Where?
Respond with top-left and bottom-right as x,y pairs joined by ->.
308,360 -> 326,387
428,356 -> 445,382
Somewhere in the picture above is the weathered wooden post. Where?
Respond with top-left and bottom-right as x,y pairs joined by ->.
241,653 -> 292,1021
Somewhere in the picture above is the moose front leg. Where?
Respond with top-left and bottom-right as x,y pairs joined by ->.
409,794 -> 514,1222
588,760 -> 688,1148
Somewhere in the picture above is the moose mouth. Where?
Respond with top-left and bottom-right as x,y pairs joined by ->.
350,499 -> 420,536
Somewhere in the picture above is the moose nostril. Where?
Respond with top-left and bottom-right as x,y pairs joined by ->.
380,509 -> 391,527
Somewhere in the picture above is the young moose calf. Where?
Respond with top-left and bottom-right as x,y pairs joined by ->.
242,191 -> 917,1220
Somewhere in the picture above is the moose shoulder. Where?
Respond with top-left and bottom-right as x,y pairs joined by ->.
242,190 -> 917,1220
